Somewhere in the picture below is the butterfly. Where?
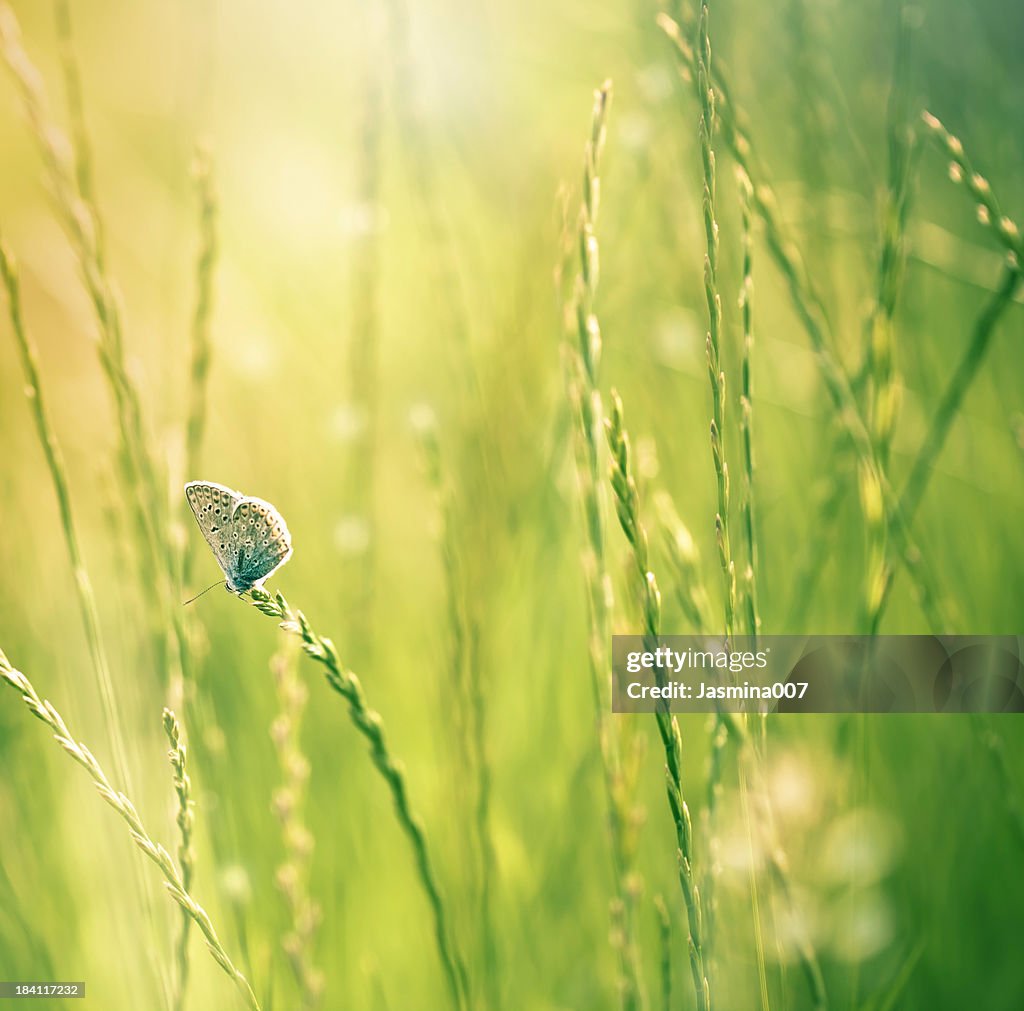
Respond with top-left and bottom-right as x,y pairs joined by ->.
184,480 -> 293,596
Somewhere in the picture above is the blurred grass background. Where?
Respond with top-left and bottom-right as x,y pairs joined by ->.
0,0 -> 1022,1008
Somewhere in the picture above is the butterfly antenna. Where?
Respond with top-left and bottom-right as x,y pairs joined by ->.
182,579 -> 223,606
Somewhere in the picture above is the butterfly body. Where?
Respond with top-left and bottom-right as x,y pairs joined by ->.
185,480 -> 293,594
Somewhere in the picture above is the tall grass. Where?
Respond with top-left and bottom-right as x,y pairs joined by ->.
736,169 -> 760,649
868,114 -> 1024,626
0,3 -> 190,691
0,241 -> 133,804
0,6 -> 162,567
689,11 -> 742,974
0,239 -> 170,1006
861,2 -> 914,635
655,21 -> 830,1004
269,638 -> 323,1011
694,3 -> 736,646
247,588 -> 471,1011
659,9 -> 946,634
415,411 -> 498,1008
52,0 -> 102,261
605,391 -> 710,1011
560,80 -> 648,1011
0,651 -> 260,1011
182,148 -> 218,593
1,2 -> 1023,1009
163,709 -> 197,1011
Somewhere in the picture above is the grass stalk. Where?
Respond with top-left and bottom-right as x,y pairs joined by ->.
246,589 -> 471,1011
731,203 -> 782,1010
605,391 -> 710,1011
739,771 -> 770,1011
416,415 -> 498,1007
658,14 -> 834,400
465,625 -> 496,1006
182,148 -> 218,592
630,52 -> 828,986
736,169 -> 760,646
0,4 -> 174,649
870,114 -> 1024,627
0,239 -> 134,807
269,639 -> 324,1011
920,112 -> 1024,262
53,0 -> 103,264
659,11 -> 947,633
872,261 -> 1022,626
654,895 -> 672,1011
757,787 -> 827,1008
654,492 -> 715,633
861,2 -> 915,633
0,651 -> 260,1011
694,8 -> 738,977
2,2 -> 198,749
560,80 -> 648,1011
695,2 -> 737,643
0,241 -> 172,1008
163,710 -> 197,1011
899,262 -> 1021,527
869,1 -> 915,473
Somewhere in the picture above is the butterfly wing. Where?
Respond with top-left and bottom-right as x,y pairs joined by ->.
228,497 -> 293,591
185,482 -> 292,593
185,481 -> 246,585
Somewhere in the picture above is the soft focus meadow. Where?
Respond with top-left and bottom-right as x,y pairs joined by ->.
0,0 -> 1022,1009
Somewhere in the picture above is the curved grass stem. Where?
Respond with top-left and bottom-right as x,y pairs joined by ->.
247,589 -> 470,1011
606,393 -> 710,1011
0,652 -> 259,1011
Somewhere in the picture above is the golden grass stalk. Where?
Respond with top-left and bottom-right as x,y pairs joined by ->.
3,2 -> 202,750
163,709 -> 197,1011
605,391 -> 709,1011
182,148 -> 218,592
0,240 -> 134,803
0,241 -> 174,1006
247,589 -> 470,1011
0,651 -> 260,1011
53,0 -> 103,263
0,3 -> 181,663
270,638 -> 324,1011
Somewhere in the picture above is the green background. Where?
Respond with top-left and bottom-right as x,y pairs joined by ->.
0,0 -> 1022,1008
